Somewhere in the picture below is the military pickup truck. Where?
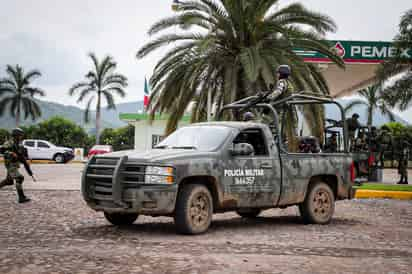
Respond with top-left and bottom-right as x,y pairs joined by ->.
82,94 -> 355,234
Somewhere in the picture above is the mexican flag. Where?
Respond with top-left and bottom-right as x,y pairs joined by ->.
144,77 -> 150,111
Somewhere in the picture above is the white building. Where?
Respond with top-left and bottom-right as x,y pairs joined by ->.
119,113 -> 191,150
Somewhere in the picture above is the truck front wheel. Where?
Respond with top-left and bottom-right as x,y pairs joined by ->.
54,153 -> 65,164
174,184 -> 213,235
104,212 -> 138,226
299,182 -> 335,224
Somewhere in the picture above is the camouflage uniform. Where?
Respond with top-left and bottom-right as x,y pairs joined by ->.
324,134 -> 338,153
353,133 -> 367,152
268,78 -> 297,151
397,140 -> 409,184
345,117 -> 361,150
377,128 -> 392,167
267,78 -> 294,102
0,137 -> 30,202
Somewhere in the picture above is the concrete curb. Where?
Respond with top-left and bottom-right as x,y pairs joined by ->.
355,189 -> 412,200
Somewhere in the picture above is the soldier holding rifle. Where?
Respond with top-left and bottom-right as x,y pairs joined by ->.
0,128 -> 35,203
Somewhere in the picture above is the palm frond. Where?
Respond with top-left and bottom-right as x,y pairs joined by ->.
103,87 -> 126,98
239,46 -> 262,82
0,97 -> 13,116
0,78 -> 17,89
24,87 -> 46,97
23,70 -> 42,83
84,96 -> 95,123
344,100 -> 368,114
69,82 -> 90,96
137,34 -> 206,58
0,86 -> 16,96
102,90 -> 116,109
77,87 -> 95,103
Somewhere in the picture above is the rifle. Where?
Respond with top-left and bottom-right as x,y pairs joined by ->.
238,84 -> 276,112
325,119 -> 341,128
240,91 -> 272,112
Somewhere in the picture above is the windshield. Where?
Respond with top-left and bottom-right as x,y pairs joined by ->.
155,126 -> 232,151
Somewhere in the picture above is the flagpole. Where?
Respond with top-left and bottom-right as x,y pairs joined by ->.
144,76 -> 149,150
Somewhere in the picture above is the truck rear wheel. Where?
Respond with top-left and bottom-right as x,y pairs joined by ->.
236,209 -> 261,218
104,212 -> 138,226
174,184 -> 213,235
299,182 -> 335,224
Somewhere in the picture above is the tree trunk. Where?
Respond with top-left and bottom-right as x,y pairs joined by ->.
367,106 -> 374,127
16,99 -> 21,127
95,92 -> 102,145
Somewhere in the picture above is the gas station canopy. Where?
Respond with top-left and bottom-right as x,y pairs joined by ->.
297,40 -> 412,98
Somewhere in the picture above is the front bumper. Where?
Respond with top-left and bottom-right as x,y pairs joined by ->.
64,151 -> 75,162
82,156 -> 177,215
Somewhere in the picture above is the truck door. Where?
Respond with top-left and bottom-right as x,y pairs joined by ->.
225,128 -> 281,207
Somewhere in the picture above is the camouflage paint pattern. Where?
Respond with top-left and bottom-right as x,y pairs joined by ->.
82,122 -> 353,216
1,139 -> 24,180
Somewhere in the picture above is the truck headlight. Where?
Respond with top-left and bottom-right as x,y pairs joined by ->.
146,166 -> 174,176
145,166 -> 175,184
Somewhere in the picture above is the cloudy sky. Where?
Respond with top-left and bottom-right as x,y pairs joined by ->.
0,0 -> 411,118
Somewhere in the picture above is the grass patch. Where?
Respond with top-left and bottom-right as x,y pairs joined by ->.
355,183 -> 412,192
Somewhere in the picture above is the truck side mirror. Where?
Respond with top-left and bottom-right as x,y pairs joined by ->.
230,143 -> 255,156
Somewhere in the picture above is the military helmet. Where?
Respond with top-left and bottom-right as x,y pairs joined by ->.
277,65 -> 291,76
11,128 -> 24,137
243,112 -> 255,121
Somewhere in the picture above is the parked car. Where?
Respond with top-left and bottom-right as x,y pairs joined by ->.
87,145 -> 113,158
23,139 -> 74,163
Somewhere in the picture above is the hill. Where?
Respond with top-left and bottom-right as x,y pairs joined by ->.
0,99 -> 116,131
101,101 -> 144,127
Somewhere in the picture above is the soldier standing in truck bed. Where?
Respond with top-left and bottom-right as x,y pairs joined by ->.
345,114 -> 362,150
267,65 -> 297,151
377,126 -> 393,167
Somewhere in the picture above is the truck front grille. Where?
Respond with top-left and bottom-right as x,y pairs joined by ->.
84,156 -> 146,205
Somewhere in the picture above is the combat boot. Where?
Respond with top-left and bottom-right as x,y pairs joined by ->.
17,188 -> 30,203
15,181 -> 30,203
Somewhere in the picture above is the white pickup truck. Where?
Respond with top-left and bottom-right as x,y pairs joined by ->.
23,139 -> 74,163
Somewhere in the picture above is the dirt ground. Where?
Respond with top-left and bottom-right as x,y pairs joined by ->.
0,189 -> 411,274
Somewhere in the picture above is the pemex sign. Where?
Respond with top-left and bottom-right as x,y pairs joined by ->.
295,40 -> 412,64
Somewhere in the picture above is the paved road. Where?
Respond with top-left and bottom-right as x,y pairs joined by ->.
0,190 -> 411,274
0,163 -> 82,190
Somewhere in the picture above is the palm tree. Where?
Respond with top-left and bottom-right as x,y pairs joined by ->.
69,53 -> 128,144
137,0 -> 344,135
344,84 -> 395,127
0,65 -> 45,126
379,9 -> 412,110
